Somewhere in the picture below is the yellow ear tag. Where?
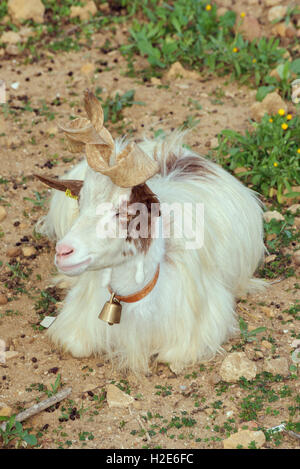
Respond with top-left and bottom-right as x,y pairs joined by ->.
65,189 -> 78,200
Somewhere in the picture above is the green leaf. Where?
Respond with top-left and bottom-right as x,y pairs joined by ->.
23,433 -> 37,446
256,85 -> 275,102
290,58 -> 300,74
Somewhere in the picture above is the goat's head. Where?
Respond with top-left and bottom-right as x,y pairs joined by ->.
36,90 -> 161,276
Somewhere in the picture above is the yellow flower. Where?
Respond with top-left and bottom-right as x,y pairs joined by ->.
233,47 -> 238,53
286,114 -> 292,120
281,123 -> 288,130
297,148 -> 300,154
240,12 -> 246,18
273,162 -> 278,167
205,4 -> 212,11
269,118 -> 273,123
252,58 -> 256,63
278,109 -> 285,116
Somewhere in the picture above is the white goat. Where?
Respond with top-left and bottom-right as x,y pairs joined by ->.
36,90 -> 265,373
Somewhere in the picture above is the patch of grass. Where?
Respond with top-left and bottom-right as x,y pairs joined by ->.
95,88 -> 144,124
214,111 -> 300,203
237,373 -> 294,423
239,317 -> 266,344
34,287 -> 60,317
155,384 -> 173,397
0,1 -> 7,21
26,374 -> 62,399
0,415 -> 37,448
120,1 -> 291,95
259,213 -> 300,279
24,191 -> 48,209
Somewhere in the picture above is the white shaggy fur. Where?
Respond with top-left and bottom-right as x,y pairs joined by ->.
37,133 -> 266,373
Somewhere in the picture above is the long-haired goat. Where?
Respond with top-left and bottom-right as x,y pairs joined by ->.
36,90 -> 265,373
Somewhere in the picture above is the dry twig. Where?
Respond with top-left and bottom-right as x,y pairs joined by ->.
0,387 -> 72,432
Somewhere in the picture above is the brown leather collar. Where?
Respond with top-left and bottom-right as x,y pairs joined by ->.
108,265 -> 160,303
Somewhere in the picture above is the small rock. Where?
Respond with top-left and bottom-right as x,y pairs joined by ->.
292,250 -> 300,266
263,210 -> 284,223
291,339 -> 300,349
271,22 -> 287,38
288,204 -> 300,215
81,383 -> 98,393
250,92 -> 288,122
234,167 -> 248,175
265,0 -> 282,5
0,31 -> 21,44
98,2 -> 110,14
132,400 -> 142,410
46,125 -> 58,136
0,403 -> 13,417
223,429 -> 266,449
8,0 -> 45,25
266,233 -> 276,242
5,44 -> 19,56
209,137 -> 219,148
165,62 -> 200,81
261,305 -> 276,318
293,217 -> 300,229
150,77 -> 162,86
285,25 -> 297,39
0,206 -> 7,222
106,384 -> 134,408
6,247 -> 22,258
235,16 -> 261,42
208,373 -> 222,385
263,357 -> 289,376
19,27 -> 35,40
0,294 -> 8,305
219,352 -> 257,383
291,348 -> 300,364
21,246 -> 36,257
80,62 -> 96,76
4,350 -> 20,360
70,1 -> 97,21
268,5 -> 287,23
11,82 -> 19,90
265,254 -> 277,264
261,340 -> 272,350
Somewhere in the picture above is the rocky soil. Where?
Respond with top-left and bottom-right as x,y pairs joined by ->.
0,0 -> 299,450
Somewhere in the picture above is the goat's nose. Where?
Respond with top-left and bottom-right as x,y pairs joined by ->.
56,243 -> 74,257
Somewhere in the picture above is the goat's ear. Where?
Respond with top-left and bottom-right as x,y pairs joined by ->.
130,183 -> 159,207
35,174 -> 84,197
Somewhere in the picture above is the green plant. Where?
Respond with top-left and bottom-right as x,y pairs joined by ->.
239,317 -> 266,344
258,213 -> 300,278
120,1 -> 287,93
95,88 -> 144,124
0,415 -> 37,448
24,191 -> 48,208
257,59 -> 300,101
215,111 -> 300,202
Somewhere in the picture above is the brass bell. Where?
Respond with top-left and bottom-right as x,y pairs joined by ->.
99,292 -> 122,325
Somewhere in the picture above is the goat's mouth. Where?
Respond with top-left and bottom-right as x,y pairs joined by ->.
55,257 -> 92,275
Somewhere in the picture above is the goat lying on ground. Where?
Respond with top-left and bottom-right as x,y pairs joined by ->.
36,90 -> 265,373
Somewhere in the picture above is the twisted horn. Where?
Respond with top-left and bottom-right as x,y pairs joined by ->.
58,89 -> 160,187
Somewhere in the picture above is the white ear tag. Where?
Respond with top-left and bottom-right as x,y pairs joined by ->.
135,260 -> 144,284
101,268 -> 112,287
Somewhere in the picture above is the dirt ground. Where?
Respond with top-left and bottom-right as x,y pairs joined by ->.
0,0 -> 299,450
